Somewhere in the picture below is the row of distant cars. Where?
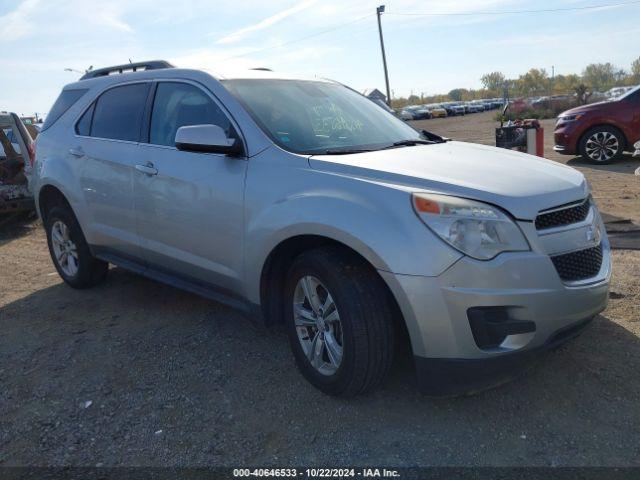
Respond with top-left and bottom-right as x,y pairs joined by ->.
398,99 -> 505,121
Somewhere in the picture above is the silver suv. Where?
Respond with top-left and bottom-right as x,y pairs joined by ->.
33,61 -> 611,396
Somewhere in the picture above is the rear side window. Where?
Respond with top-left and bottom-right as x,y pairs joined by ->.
42,89 -> 88,131
149,82 -> 234,147
91,83 -> 150,142
76,103 -> 95,136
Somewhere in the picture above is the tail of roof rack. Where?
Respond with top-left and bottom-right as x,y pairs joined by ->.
80,60 -> 174,80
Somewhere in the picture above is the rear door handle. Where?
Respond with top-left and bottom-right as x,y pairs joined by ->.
69,147 -> 84,158
135,163 -> 158,176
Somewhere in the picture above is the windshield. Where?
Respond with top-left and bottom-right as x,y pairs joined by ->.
616,84 -> 640,101
222,79 -> 424,154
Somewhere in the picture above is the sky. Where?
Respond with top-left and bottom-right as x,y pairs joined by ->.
1,0 -> 639,117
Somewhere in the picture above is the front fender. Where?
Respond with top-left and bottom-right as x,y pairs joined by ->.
242,152 -> 462,304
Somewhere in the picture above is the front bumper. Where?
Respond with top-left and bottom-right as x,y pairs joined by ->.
379,215 -> 611,395
413,316 -> 594,396
553,123 -> 581,155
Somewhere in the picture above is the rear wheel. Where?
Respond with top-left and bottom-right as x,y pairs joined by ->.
579,126 -> 625,164
284,246 -> 395,397
45,206 -> 108,288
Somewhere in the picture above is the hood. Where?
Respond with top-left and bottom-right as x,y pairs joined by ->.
560,100 -> 616,116
309,141 -> 588,220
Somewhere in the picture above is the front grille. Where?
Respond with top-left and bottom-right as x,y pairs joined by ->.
535,200 -> 590,230
551,244 -> 603,282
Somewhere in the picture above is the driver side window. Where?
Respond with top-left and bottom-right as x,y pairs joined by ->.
149,82 -> 234,147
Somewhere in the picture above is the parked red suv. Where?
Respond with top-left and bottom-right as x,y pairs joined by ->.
554,86 -> 640,164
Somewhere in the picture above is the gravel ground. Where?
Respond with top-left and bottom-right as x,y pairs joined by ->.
1,111 -> 639,467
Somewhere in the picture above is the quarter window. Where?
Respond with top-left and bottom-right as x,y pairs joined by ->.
149,82 -> 233,147
76,103 -> 95,136
91,83 -> 150,142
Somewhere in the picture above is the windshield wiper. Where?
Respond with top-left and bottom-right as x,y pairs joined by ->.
393,139 -> 435,147
321,148 -> 375,155
320,129 -> 450,154
381,131 -> 450,150
379,139 -> 435,150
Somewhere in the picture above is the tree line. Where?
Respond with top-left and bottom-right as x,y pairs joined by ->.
390,57 -> 640,108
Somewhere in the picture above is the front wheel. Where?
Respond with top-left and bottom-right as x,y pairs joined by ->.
284,246 -> 395,397
579,126 -> 625,164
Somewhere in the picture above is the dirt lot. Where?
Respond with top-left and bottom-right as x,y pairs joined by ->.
1,111 -> 639,467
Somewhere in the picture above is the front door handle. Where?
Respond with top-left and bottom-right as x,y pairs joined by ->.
69,147 -> 84,158
135,163 -> 158,176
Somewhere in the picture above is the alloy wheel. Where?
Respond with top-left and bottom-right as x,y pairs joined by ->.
293,275 -> 344,376
585,131 -> 619,162
51,220 -> 79,277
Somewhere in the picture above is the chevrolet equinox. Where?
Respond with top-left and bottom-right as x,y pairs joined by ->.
33,61 -> 611,396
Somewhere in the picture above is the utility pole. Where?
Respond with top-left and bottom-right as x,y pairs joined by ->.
376,5 -> 391,106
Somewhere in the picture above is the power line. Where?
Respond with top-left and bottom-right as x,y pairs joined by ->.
386,0 -> 640,16
219,14 -> 374,62
214,1 -> 639,65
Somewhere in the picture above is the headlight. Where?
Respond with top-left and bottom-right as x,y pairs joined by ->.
557,113 -> 584,124
412,193 -> 530,260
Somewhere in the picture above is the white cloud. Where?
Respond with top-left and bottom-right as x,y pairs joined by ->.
93,6 -> 134,33
171,48 -> 260,72
0,0 -> 135,42
214,0 -> 318,44
1,0 -> 638,113
484,26 -> 640,48
0,0 -> 41,41
170,42 -> 342,77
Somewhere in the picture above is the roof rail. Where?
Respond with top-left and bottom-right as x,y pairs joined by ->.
80,60 -> 174,80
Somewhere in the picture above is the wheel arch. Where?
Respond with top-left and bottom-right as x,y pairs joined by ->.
38,184 -> 72,223
578,123 -> 628,153
258,234 -> 411,353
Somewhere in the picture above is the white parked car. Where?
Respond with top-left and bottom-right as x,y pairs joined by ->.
398,109 -> 415,121
605,86 -> 635,100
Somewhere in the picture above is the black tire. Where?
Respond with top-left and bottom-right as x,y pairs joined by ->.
579,126 -> 625,165
284,246 -> 395,397
45,206 -> 108,288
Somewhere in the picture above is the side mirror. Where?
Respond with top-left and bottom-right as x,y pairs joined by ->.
175,124 -> 243,156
